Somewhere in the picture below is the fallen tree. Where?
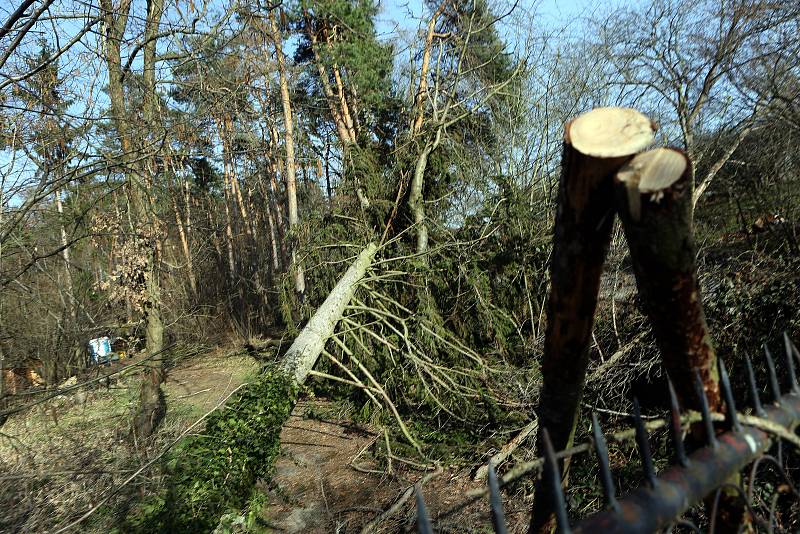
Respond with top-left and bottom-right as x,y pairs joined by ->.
127,242 -> 379,532
282,242 -> 379,384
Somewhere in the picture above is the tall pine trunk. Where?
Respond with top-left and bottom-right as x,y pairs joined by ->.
269,11 -> 305,300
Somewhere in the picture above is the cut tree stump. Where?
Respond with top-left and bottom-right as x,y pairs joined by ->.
614,148 -> 720,410
530,107 -> 655,534
614,148 -> 747,530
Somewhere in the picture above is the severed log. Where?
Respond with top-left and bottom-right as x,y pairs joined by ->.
530,107 -> 655,534
613,148 -> 720,410
282,242 -> 379,385
614,149 -> 748,529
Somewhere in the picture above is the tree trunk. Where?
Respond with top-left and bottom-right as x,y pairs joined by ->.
269,11 -> 305,299
246,186 -> 259,241
282,242 -> 378,384
530,107 -> 655,534
221,137 -> 238,281
0,345 -> 5,401
266,123 -> 288,264
133,242 -> 165,440
408,129 -> 442,254
135,11 -> 167,437
615,148 -> 720,407
223,115 -> 253,237
266,197 -> 280,274
410,3 -> 444,137
405,4 -> 445,253
54,186 -> 76,320
328,54 -> 357,140
165,155 -> 197,296
172,188 -> 197,295
99,0 -> 167,440
692,122 -> 755,209
614,147 -> 746,530
258,164 -> 282,274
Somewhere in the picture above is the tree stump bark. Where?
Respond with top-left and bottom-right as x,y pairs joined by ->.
614,148 -> 719,409
614,148 -> 747,529
530,107 -> 655,534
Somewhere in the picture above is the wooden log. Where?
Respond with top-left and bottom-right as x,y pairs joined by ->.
614,148 -> 720,410
614,148 -> 749,529
281,242 -> 378,385
530,107 -> 655,534
474,419 -> 538,481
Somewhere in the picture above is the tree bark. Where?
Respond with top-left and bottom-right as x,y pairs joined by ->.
329,56 -> 357,141
410,3 -> 444,137
0,345 -> 5,401
614,147 -> 748,529
166,155 -> 197,296
266,121 -> 288,262
222,114 -> 253,237
54,187 -> 76,320
408,131 -> 441,254
404,4 -> 445,254
265,196 -> 280,274
282,242 -> 378,384
692,122 -> 755,208
171,187 -> 197,295
257,160 -> 282,275
134,0 -> 166,441
269,11 -> 305,299
220,136 -> 238,281
614,148 -> 719,408
530,107 -> 655,534
99,0 -> 167,440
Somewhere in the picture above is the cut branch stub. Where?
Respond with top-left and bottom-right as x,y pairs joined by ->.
531,107 -> 655,534
614,148 -> 720,411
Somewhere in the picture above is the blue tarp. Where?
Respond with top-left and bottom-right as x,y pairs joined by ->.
88,336 -> 112,365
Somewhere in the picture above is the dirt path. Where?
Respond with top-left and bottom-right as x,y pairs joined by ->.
263,401 -> 394,532
163,351 -> 258,414
261,400 -> 518,533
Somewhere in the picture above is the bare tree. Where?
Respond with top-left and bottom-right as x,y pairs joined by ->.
267,8 -> 306,300
98,0 -> 168,438
597,0 -> 798,210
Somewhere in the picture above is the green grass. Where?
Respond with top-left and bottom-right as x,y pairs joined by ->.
0,348 -> 262,533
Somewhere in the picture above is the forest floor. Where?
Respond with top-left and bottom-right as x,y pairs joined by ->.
261,398 -> 531,533
0,348 -> 526,533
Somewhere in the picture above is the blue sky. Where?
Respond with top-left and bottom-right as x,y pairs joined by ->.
375,0 -> 593,37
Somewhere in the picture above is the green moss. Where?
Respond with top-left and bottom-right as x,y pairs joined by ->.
125,368 -> 298,533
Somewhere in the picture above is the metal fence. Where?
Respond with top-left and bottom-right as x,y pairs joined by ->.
416,334 -> 800,533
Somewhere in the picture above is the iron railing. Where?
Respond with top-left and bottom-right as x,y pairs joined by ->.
415,333 -> 800,533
